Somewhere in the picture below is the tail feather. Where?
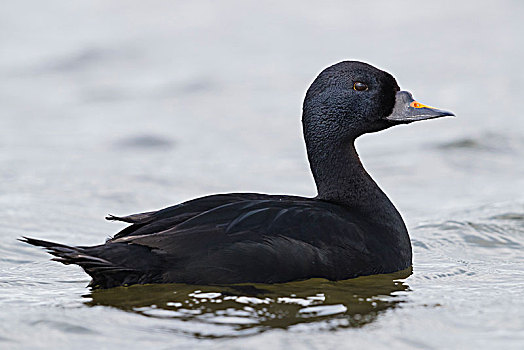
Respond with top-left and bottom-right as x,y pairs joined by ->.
19,237 -> 70,249
20,237 -> 140,288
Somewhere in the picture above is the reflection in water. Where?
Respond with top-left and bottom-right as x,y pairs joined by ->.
85,268 -> 412,338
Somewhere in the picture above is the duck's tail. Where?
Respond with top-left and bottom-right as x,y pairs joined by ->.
19,237 -> 139,288
20,237 -> 109,266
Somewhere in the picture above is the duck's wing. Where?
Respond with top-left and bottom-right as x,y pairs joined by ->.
107,193 -> 278,240
109,196 -> 373,285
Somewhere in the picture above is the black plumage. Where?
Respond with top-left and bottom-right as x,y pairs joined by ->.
21,61 -> 453,289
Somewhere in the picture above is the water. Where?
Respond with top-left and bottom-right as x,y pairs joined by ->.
1,0 -> 523,348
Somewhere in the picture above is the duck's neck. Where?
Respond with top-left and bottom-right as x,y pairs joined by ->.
305,135 -> 404,229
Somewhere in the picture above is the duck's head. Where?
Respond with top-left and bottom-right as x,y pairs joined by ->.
302,61 -> 454,141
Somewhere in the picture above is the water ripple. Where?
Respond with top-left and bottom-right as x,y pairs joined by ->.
84,269 -> 411,338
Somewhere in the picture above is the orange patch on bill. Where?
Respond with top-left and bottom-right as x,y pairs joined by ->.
410,101 -> 436,109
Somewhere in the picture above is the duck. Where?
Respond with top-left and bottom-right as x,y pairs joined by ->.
21,61 -> 454,289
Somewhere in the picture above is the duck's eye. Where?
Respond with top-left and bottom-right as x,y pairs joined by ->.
353,82 -> 368,91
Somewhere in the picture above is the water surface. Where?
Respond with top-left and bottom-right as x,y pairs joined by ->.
1,0 -> 523,349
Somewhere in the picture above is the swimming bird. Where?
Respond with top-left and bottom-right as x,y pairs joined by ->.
21,61 -> 454,289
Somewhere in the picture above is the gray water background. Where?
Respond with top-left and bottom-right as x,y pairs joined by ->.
1,0 -> 523,348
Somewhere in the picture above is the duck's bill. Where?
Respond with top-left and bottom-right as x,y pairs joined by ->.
386,91 -> 455,123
